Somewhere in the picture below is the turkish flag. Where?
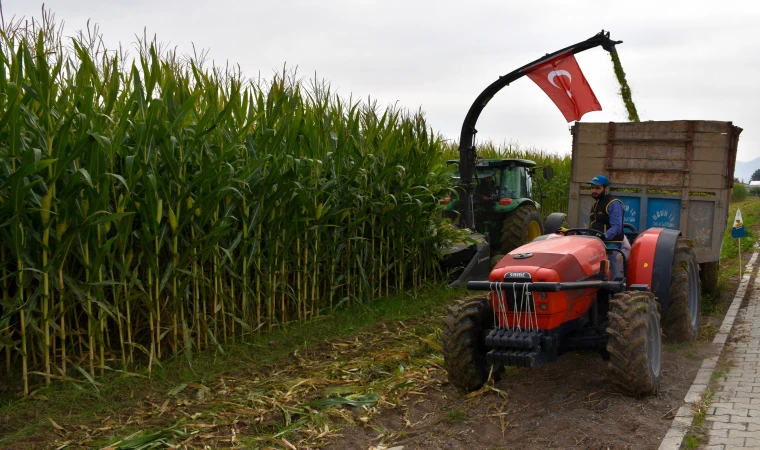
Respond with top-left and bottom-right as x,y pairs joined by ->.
524,53 -> 602,122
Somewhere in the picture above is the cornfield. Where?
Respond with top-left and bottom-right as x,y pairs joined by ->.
0,13 -> 458,393
441,141 -> 572,216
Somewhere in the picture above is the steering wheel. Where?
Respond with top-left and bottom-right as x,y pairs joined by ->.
623,223 -> 638,233
557,227 -> 606,239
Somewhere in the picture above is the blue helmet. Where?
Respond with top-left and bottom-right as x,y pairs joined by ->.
587,175 -> 610,186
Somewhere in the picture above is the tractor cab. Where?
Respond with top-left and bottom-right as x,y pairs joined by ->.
443,158 -> 536,214
441,158 -> 552,245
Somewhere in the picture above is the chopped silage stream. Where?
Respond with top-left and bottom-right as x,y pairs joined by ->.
609,49 -> 640,122
44,318 -> 478,449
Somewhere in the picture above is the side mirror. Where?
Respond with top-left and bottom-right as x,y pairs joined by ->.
543,167 -> 555,180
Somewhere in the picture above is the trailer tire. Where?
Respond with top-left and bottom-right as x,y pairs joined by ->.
663,237 -> 701,342
442,297 -> 502,392
606,291 -> 662,396
699,261 -> 719,295
501,205 -> 543,254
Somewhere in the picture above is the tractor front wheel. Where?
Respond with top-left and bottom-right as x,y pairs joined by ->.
663,237 -> 701,341
606,291 -> 662,396
501,205 -> 543,254
442,297 -> 502,392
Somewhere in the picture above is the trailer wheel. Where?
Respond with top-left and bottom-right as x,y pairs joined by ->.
699,261 -> 719,295
501,205 -> 543,254
663,237 -> 701,341
606,291 -> 662,396
442,297 -> 502,392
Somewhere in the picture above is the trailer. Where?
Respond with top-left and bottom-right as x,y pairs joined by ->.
567,120 -> 742,291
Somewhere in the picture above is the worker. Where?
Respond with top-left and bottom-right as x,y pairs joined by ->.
475,176 -> 498,203
588,175 -> 631,280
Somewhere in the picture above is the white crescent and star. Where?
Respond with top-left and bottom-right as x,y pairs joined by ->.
547,70 -> 573,98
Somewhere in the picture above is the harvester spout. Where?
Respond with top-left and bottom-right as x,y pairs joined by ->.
457,29 -> 621,230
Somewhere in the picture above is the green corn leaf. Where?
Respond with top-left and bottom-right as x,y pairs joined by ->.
300,392 -> 379,408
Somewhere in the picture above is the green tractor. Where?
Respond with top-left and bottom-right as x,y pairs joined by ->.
442,158 -> 559,258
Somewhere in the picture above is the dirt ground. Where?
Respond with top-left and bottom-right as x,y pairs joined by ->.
321,291 -> 737,450
323,344 -> 710,450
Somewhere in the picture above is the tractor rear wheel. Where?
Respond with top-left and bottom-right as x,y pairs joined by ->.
663,237 -> 701,341
501,205 -> 543,254
442,297 -> 502,392
606,291 -> 662,396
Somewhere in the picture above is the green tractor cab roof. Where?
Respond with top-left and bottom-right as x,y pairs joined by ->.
446,158 -> 537,169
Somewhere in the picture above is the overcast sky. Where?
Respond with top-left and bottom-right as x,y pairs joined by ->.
3,0 -> 759,163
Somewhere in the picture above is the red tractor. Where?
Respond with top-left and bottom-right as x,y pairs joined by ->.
442,226 -> 701,396
441,31 -> 701,396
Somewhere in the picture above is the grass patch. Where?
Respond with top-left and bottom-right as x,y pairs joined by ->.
682,434 -> 701,450
720,196 -> 759,260
699,195 -> 760,316
446,408 -> 467,424
682,387 -> 714,450
711,368 -> 728,383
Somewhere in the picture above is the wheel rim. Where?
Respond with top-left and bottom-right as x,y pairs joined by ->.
687,256 -> 700,331
648,308 -> 662,377
526,220 -> 542,242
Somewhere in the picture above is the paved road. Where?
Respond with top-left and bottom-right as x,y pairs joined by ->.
704,257 -> 760,449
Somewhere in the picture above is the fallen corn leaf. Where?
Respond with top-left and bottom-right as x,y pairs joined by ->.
49,418 -> 65,431
167,383 -> 188,396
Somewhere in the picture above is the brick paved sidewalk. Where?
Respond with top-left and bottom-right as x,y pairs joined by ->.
703,268 -> 760,449
659,251 -> 759,450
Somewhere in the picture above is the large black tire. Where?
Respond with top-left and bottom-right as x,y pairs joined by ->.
606,291 -> 662,396
442,297 -> 502,392
543,212 -> 569,234
500,205 -> 543,254
662,237 -> 701,342
699,261 -> 719,295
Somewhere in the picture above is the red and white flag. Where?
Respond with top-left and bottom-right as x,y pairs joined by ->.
524,53 -> 602,122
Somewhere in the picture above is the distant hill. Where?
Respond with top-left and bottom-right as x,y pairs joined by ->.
734,157 -> 760,183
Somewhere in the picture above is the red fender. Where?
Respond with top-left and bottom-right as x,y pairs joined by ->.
628,227 -> 681,315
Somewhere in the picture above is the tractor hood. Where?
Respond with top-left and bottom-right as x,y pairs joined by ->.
490,234 -> 606,284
